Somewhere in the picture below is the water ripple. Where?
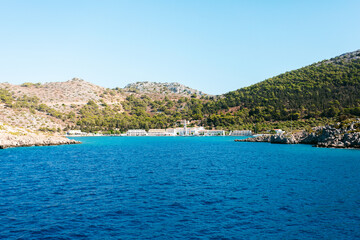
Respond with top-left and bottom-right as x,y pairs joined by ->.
0,137 -> 359,239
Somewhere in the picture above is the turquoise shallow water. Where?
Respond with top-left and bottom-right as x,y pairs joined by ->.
0,136 -> 359,239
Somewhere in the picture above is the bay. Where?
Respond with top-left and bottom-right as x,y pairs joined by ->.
0,136 -> 359,239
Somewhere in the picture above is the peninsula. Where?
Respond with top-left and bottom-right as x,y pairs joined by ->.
0,123 -> 80,149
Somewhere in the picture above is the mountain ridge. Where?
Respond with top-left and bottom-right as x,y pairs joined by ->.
124,81 -> 206,96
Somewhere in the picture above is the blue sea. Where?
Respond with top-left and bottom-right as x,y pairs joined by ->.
0,136 -> 359,239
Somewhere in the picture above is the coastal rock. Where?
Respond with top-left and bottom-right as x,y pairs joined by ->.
299,132 -> 318,144
270,134 -> 298,144
0,133 -> 80,149
0,123 -> 81,149
235,120 -> 360,149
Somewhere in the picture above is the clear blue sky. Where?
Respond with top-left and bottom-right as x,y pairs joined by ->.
0,0 -> 359,94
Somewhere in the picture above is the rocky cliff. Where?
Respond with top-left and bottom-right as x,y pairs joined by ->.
124,81 -> 206,96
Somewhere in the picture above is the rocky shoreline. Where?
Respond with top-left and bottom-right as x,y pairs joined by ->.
0,133 -> 81,149
235,121 -> 360,149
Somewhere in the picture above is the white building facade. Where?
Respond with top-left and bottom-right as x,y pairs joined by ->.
126,129 -> 148,136
148,129 -> 173,136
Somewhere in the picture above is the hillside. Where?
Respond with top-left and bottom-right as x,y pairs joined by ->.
0,50 -> 359,133
202,50 -> 360,127
73,50 -> 360,132
0,78 -> 106,106
0,78 -> 206,107
0,78 -> 208,132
